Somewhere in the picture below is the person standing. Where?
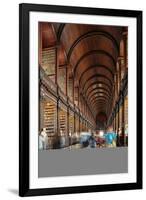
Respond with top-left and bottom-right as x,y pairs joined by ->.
104,126 -> 117,148
89,135 -> 96,148
39,129 -> 45,150
39,128 -> 48,150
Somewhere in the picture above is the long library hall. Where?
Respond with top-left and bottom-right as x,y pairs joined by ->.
38,22 -> 128,150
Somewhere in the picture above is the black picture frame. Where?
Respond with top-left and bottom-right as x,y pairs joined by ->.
19,3 -> 143,197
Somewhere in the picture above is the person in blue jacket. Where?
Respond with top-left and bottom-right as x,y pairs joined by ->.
104,126 -> 117,147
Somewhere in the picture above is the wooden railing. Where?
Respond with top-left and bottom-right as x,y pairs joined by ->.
58,87 -> 67,102
40,67 -> 57,93
68,98 -> 74,110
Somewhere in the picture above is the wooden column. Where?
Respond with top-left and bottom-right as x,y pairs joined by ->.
112,115 -> 114,131
78,94 -> 81,133
119,96 -> 125,146
114,114 -> 116,131
122,96 -> 125,146
116,66 -> 119,98
114,72 -> 118,101
118,56 -> 125,81
66,65 -> 68,96
39,97 -> 44,132
117,104 -> 121,146
78,87 -> 80,107
67,105 -> 69,139
55,47 -> 59,84
79,110 -> 81,134
118,60 -> 121,93
74,112 -> 76,134
73,78 -> 75,104
56,97 -> 59,137
38,23 -> 42,66
56,43 -> 59,135
123,31 -> 128,69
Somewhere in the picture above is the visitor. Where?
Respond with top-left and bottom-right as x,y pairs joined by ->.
89,136 -> 96,148
82,140 -> 89,148
39,129 -> 45,150
117,127 -> 122,146
39,128 -> 49,150
104,126 -> 117,148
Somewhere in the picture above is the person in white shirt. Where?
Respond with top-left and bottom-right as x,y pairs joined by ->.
39,128 -> 48,150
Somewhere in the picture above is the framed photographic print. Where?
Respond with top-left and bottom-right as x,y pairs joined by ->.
19,3 -> 143,197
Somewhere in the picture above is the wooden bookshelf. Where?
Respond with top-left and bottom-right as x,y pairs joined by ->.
119,106 -> 123,129
75,115 -> 79,133
59,109 -> 67,136
43,101 -> 57,136
41,48 -> 56,82
69,113 -> 74,135
124,95 -> 128,127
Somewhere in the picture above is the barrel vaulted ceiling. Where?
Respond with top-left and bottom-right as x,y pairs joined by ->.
41,22 -> 126,124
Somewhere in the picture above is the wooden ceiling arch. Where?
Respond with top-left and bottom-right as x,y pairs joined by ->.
88,92 -> 110,102
73,49 -> 116,76
57,24 -> 65,41
84,81 -> 111,96
88,91 -> 111,103
50,22 -> 124,119
93,102 -> 107,108
92,102 -> 108,111
86,87 -> 111,98
92,101 -> 107,108
89,101 -> 108,113
89,101 -> 108,112
82,74 -> 113,92
90,96 -> 109,106
92,98 -> 108,104
78,64 -> 114,86
94,105 -> 107,113
92,100 -> 107,108
93,103 -> 106,110
67,30 -> 119,61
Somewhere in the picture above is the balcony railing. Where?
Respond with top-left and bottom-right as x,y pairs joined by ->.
40,67 -> 57,93
58,87 -> 67,102
68,98 -> 74,109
